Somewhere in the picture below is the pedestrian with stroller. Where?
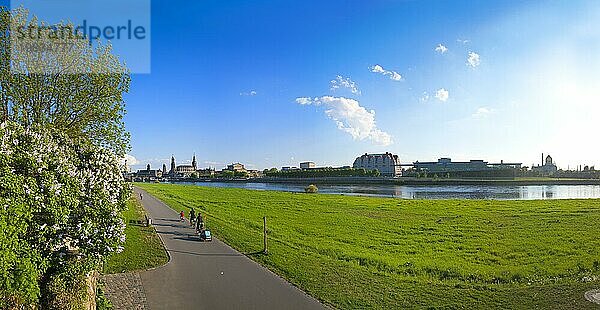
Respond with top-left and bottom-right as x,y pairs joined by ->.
195,213 -> 203,232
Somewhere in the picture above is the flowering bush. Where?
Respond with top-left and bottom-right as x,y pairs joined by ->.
0,121 -> 130,308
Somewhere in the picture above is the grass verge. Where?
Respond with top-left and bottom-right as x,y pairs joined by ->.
103,196 -> 168,274
137,182 -> 600,309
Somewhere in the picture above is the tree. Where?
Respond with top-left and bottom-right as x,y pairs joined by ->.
190,172 -> 199,179
0,122 -> 129,308
0,8 -> 131,156
0,8 -> 131,307
234,171 -> 248,178
221,170 -> 234,179
305,184 -> 318,193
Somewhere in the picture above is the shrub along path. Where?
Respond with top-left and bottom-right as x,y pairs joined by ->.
133,187 -> 325,310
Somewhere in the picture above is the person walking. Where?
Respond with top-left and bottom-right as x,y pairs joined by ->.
189,208 -> 196,227
139,193 -> 143,200
179,210 -> 185,222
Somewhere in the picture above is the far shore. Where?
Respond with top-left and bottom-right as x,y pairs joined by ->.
165,176 -> 600,186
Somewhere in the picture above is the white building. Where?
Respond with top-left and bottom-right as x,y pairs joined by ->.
300,162 -> 316,169
353,152 -> 402,177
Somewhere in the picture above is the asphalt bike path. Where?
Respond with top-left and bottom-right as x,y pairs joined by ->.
134,187 -> 326,310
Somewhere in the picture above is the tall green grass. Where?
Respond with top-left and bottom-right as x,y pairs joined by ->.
104,197 -> 168,274
138,183 -> 600,309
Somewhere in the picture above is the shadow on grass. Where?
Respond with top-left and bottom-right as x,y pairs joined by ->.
128,219 -> 147,227
245,251 -> 268,256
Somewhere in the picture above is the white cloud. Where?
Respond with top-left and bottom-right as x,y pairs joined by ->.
330,75 -> 361,94
295,97 -> 312,105
435,88 -> 449,102
122,154 -> 139,166
420,92 -> 430,102
467,52 -> 481,67
472,107 -> 494,119
435,44 -> 448,54
295,96 -> 393,146
240,90 -> 258,96
370,64 -> 402,81
457,38 -> 470,44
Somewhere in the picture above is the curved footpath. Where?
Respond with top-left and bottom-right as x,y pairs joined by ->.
133,187 -> 326,310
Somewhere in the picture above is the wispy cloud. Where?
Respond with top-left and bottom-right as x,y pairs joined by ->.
435,44 -> 448,54
122,154 -> 139,166
330,75 -> 361,94
435,88 -> 449,102
296,96 -> 393,146
240,90 -> 258,96
457,38 -> 470,44
420,92 -> 430,102
472,107 -> 494,119
203,161 -> 223,166
370,64 -> 402,81
467,52 -> 481,68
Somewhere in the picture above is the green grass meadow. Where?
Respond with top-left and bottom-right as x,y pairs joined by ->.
103,196 -> 168,274
137,183 -> 600,309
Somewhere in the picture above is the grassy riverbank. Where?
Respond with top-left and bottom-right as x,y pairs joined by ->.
137,183 -> 600,309
103,197 -> 168,274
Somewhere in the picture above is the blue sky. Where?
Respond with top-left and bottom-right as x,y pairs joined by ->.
6,0 -> 600,171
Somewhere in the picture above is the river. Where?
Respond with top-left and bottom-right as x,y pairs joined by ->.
170,181 -> 600,200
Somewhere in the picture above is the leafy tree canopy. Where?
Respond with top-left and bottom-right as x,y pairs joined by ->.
0,7 -> 131,156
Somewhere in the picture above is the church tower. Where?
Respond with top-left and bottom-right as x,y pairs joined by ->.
170,156 -> 176,175
162,164 -> 167,175
192,154 -> 197,170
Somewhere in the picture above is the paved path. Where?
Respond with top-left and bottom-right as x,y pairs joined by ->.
134,187 -> 326,310
102,273 -> 148,310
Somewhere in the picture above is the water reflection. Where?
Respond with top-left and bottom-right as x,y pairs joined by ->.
174,182 -> 600,200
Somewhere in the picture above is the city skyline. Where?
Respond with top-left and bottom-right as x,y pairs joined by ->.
125,151 -> 591,173
89,0 -> 597,170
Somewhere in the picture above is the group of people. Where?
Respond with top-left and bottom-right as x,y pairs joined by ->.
179,208 -> 205,233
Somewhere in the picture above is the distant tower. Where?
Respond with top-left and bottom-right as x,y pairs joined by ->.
162,164 -> 167,174
545,155 -> 553,166
170,156 -> 176,174
541,153 -> 544,166
192,154 -> 197,170
146,164 -> 151,171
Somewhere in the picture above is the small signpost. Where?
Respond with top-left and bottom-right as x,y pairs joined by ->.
263,216 -> 268,254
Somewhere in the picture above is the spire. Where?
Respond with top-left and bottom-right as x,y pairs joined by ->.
192,153 -> 197,170
170,155 -> 176,174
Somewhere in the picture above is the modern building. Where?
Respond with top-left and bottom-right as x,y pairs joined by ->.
300,162 -> 316,169
281,166 -> 300,171
353,152 -> 402,177
532,154 -> 558,176
411,158 -> 522,178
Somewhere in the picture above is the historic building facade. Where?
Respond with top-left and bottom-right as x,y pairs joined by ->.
532,154 -> 558,176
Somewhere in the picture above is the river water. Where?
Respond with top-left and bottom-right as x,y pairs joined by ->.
172,181 -> 600,200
